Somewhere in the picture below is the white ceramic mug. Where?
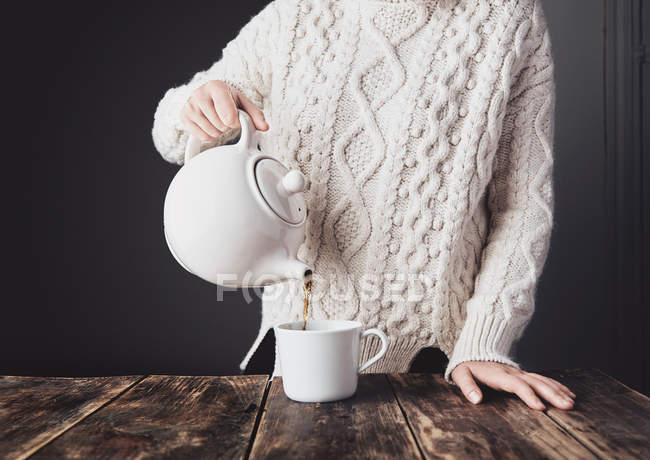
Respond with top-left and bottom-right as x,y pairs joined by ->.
274,320 -> 388,403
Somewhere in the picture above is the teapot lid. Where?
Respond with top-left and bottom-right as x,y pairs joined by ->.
254,158 -> 307,224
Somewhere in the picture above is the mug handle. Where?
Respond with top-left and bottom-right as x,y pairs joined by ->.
358,329 -> 388,373
183,109 -> 256,164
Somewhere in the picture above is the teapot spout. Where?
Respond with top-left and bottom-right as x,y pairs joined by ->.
282,259 -> 313,283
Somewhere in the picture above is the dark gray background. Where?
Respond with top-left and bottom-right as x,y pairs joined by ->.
2,1 -> 647,394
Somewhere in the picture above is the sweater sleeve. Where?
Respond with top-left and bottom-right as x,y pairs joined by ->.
151,1 -> 281,164
445,1 -> 556,382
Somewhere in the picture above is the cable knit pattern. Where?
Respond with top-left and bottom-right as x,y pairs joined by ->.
152,0 -> 556,382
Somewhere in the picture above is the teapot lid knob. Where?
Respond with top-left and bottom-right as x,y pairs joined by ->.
281,170 -> 306,194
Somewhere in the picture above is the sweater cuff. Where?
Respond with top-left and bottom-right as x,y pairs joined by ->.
152,84 -> 194,165
444,302 -> 521,383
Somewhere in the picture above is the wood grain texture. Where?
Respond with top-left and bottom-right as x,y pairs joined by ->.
545,369 -> 650,459
388,373 -> 596,459
0,375 -> 142,460
249,374 -> 422,459
32,375 -> 268,460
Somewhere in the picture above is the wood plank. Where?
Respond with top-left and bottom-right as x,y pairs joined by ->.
0,375 -> 142,460
544,369 -> 650,459
32,375 -> 268,459
249,374 -> 422,459
388,373 -> 596,459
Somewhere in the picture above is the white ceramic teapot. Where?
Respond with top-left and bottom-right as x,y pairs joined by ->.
163,109 -> 312,287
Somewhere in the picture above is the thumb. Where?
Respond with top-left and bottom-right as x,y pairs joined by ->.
452,364 -> 483,405
235,91 -> 269,131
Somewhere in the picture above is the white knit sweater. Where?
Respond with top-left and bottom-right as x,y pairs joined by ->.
152,0 -> 556,381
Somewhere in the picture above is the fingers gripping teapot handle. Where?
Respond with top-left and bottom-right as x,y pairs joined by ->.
183,109 -> 257,164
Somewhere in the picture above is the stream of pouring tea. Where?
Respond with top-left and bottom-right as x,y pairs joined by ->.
302,279 -> 312,331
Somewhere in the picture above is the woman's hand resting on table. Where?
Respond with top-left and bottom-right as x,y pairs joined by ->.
451,361 -> 575,410
180,80 -> 269,141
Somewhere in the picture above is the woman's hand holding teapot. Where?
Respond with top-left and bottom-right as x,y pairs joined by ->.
180,80 -> 269,142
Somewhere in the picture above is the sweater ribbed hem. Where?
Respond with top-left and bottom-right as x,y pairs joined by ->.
358,334 -> 424,374
444,307 -> 520,383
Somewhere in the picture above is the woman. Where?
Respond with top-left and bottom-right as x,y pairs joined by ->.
152,0 -> 575,410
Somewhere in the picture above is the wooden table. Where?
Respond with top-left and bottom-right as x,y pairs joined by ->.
1,369 -> 648,459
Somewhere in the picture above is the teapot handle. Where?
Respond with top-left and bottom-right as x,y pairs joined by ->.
184,109 -> 257,164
